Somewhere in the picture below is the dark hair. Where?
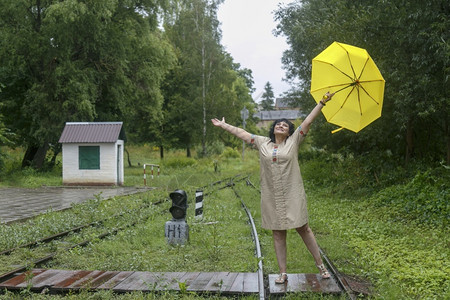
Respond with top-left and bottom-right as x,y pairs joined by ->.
269,118 -> 295,143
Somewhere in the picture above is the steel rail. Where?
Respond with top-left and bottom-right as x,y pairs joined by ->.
1,175 -> 243,258
197,174 -> 246,191
319,247 -> 356,300
0,221 -> 102,256
198,175 -> 248,198
0,202 -> 164,284
0,221 -> 136,284
0,201 -> 158,256
245,177 -> 356,299
231,183 -> 265,300
0,193 -> 160,254
1,175 -> 353,298
0,175 -> 257,295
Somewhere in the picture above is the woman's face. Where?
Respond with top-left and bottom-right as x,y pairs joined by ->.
274,121 -> 290,137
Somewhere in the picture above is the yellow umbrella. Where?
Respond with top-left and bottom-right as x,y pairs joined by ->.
310,41 -> 385,133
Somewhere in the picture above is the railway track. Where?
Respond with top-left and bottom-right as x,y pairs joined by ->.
242,177 -> 357,299
0,200 -> 163,283
0,176 -> 357,299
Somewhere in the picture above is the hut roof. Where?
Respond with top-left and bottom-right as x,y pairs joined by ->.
58,122 -> 125,143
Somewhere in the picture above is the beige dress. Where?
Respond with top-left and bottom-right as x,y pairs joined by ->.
251,126 -> 308,230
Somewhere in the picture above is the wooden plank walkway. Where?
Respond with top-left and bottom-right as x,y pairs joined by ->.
268,273 -> 341,294
0,269 -> 259,295
0,269 -> 343,296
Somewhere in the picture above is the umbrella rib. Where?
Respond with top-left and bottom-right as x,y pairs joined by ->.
358,79 -> 384,84
346,52 -> 358,79
327,85 -> 356,121
331,64 -> 354,81
310,82 -> 352,94
337,43 -> 357,79
359,84 -> 380,105
358,87 -> 363,116
357,57 -> 370,80
340,85 -> 356,109
314,60 -> 354,81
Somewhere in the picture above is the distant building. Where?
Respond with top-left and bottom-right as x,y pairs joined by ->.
275,98 -> 297,110
58,122 -> 126,186
254,97 -> 304,128
253,110 -> 305,129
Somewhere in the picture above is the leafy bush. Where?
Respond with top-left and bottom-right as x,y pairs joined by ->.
370,167 -> 449,227
195,141 -> 225,158
161,156 -> 197,168
300,149 -> 376,196
220,147 -> 240,159
300,148 -> 444,200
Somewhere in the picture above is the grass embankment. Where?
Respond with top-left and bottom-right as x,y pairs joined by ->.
0,145 -> 448,299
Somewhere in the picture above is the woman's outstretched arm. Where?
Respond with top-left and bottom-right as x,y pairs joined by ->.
300,92 -> 335,134
211,117 -> 252,144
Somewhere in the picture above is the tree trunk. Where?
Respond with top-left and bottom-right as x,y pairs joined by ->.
125,148 -> 132,167
22,143 -> 49,169
32,143 -> 49,169
160,145 -> 164,159
186,145 -> 191,158
22,146 -> 38,168
201,32 -> 207,157
446,119 -> 450,165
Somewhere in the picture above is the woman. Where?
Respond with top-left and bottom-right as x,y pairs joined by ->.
211,92 -> 334,284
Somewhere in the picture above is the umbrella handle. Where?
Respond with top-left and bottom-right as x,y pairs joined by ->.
331,127 -> 344,134
322,91 -> 336,100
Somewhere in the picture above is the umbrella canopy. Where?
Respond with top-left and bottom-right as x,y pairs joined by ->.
310,41 -> 385,133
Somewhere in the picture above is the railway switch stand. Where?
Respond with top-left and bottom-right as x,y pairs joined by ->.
165,189 -> 189,245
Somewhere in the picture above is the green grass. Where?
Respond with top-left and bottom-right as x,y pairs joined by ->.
0,145 -> 448,299
49,187 -> 257,273
307,188 -> 449,299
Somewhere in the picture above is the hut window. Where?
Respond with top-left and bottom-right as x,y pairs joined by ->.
79,146 -> 100,169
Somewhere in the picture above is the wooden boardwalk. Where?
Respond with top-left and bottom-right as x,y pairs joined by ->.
0,269 -> 259,295
268,273 -> 341,294
0,269 -> 342,296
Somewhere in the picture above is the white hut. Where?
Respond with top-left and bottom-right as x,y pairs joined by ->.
58,122 -> 125,186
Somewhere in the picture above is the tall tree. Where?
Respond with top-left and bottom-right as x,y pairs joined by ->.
260,81 -> 275,110
162,0 -> 254,156
0,0 -> 175,168
275,0 -> 449,164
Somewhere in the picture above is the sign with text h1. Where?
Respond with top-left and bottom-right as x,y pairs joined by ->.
165,220 -> 189,245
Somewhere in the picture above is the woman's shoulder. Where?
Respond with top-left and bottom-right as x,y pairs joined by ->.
296,125 -> 307,137
251,134 -> 270,140
250,134 -> 270,146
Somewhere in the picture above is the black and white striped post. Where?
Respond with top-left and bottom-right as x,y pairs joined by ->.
195,189 -> 203,220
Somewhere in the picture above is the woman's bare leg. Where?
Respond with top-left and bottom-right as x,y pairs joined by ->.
272,230 -> 287,273
295,224 -> 323,266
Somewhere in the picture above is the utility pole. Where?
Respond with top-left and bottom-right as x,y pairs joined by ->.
240,106 -> 249,160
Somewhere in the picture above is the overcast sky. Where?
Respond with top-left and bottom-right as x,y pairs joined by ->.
217,0 -> 294,101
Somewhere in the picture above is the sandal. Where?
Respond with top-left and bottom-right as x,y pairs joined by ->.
274,272 -> 288,284
316,263 -> 331,279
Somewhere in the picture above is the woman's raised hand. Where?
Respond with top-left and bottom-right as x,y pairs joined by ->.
211,117 -> 225,127
322,91 -> 335,103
